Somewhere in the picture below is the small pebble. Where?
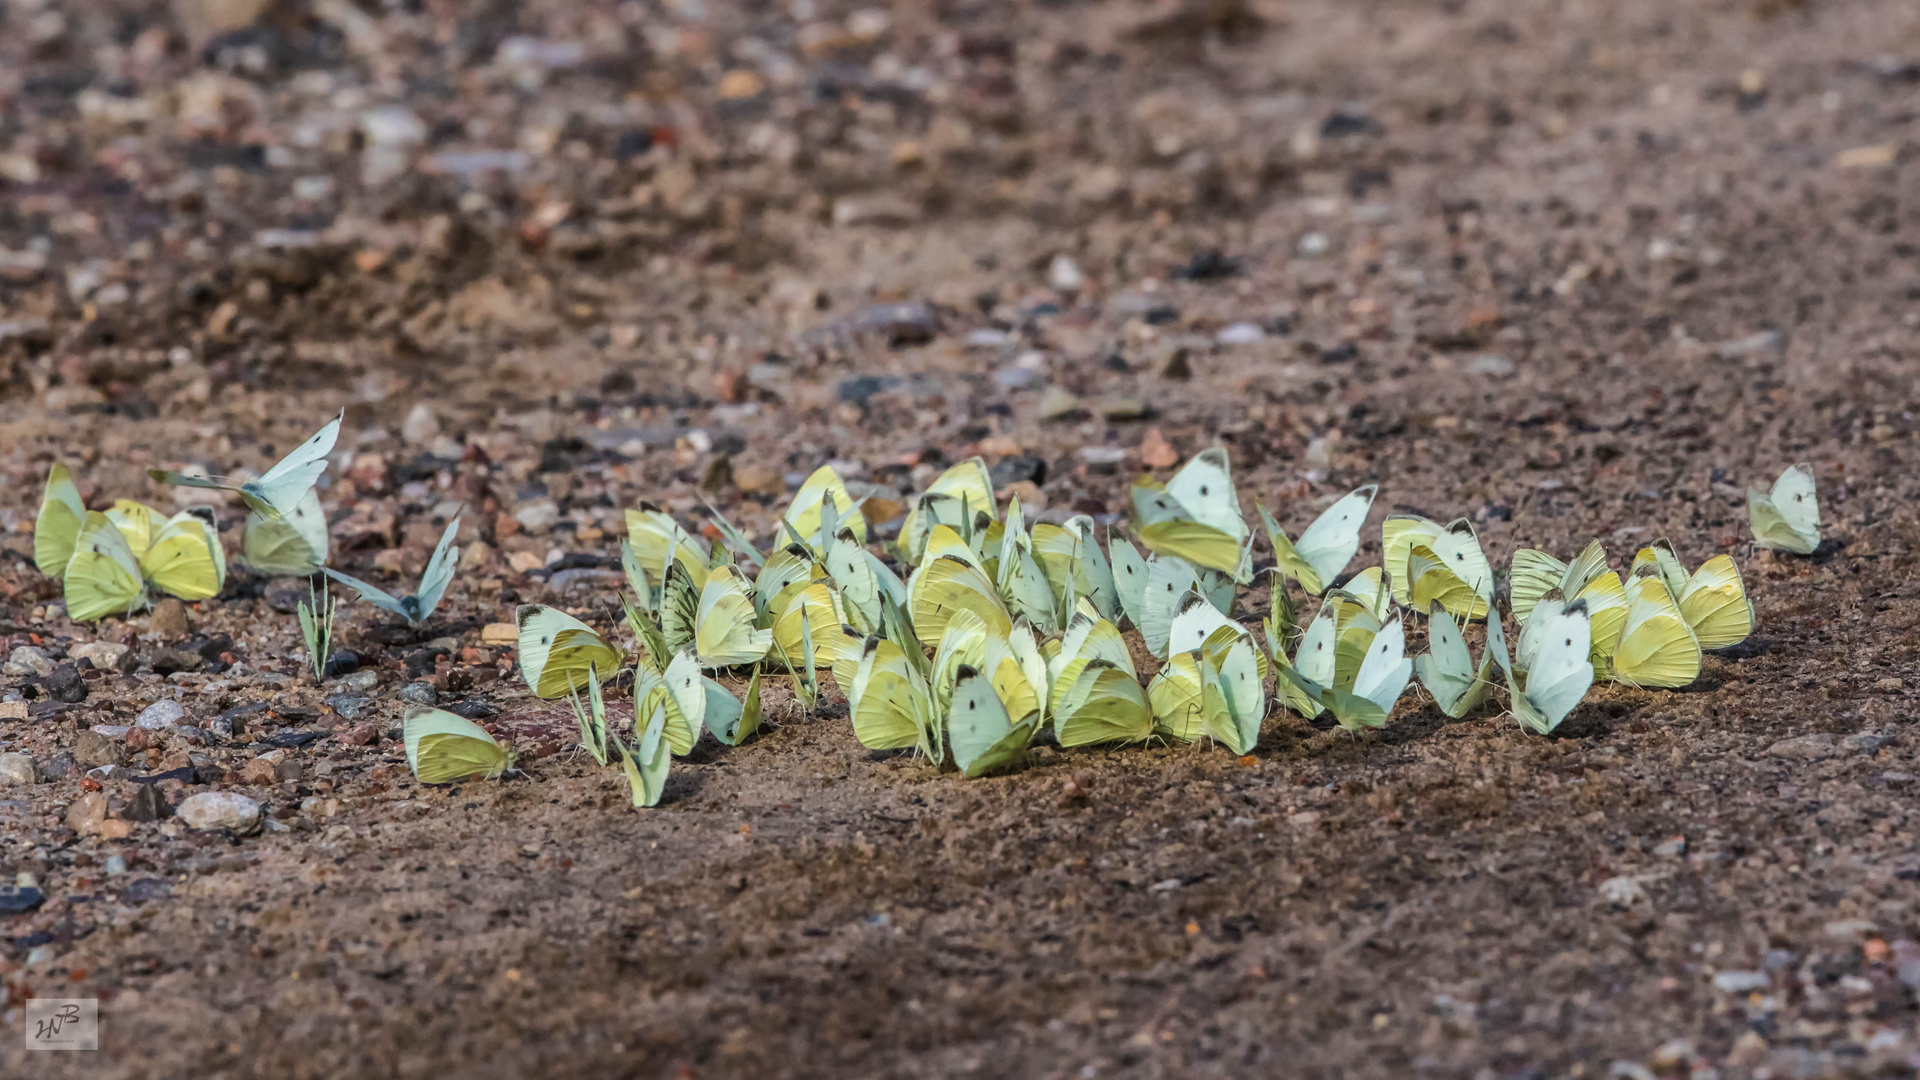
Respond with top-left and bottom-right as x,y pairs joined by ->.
1048,254 -> 1085,292
339,670 -> 381,694
1216,322 -> 1265,345
177,791 -> 263,834
104,854 -> 128,876
326,695 -> 372,720
1298,232 -> 1330,257
0,752 -> 37,785
398,682 -> 440,706
4,646 -> 52,678
136,699 -> 187,730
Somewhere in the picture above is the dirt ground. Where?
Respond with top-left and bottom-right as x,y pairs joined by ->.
0,0 -> 1918,1076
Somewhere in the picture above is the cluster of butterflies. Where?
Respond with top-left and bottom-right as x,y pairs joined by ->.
32,412 -> 469,628
395,446 -> 1821,799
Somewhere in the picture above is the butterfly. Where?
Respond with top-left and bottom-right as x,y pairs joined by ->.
752,543 -> 829,625
1200,633 -> 1267,754
1267,601 -> 1336,720
62,511 -> 149,622
632,661 -> 700,756
1031,516 -> 1120,623
616,695 -> 673,807
1381,515 -> 1492,619
566,663 -> 613,766
403,706 -> 513,783
624,505 -> 709,610
1629,540 -> 1753,650
906,526 -> 1012,647
784,464 -> 867,552
1255,484 -> 1378,595
1132,448 -> 1249,576
515,604 -> 623,699
1414,602 -> 1496,719
1166,588 -> 1249,657
1048,606 -> 1153,747
692,564 -> 773,668
1608,576 -> 1702,688
660,651 -> 764,747
1131,553 -> 1200,659
1485,600 -> 1593,734
101,500 -> 227,602
242,487 -> 329,576
324,514 -> 461,626
899,457 -> 998,567
1747,462 -> 1819,555
947,663 -> 1042,777
1279,616 -> 1414,732
149,411 -> 343,519
822,528 -> 907,635
33,463 -> 86,577
846,635 -> 940,760
1506,541 -> 1629,674
990,498 -> 1063,636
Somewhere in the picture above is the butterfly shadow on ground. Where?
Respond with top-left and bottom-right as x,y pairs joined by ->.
1546,705 -> 1617,741
661,767 -> 711,805
1380,704 -> 1456,747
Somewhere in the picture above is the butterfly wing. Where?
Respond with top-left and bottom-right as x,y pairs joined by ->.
1137,555 -> 1200,659
694,565 -> 773,667
907,548 -> 1012,648
412,514 -> 462,624
321,568 -> 408,617
1166,589 -> 1240,657
516,604 -> 621,698
1507,548 -> 1568,624
1147,652 -> 1206,742
784,464 -> 866,550
1290,484 -> 1377,592
1610,578 -> 1702,688
1349,617 -> 1413,715
33,463 -> 86,577
1380,515 -> 1442,606
1415,603 -> 1484,718
1748,463 -> 1820,554
63,511 -> 148,622
239,411 -> 343,517
243,488 -> 328,575
1160,448 -> 1247,542
1107,532 -> 1150,630
1512,602 -> 1594,735
948,664 -> 1018,774
1054,662 -> 1153,747
1136,519 -> 1244,575
403,707 -> 510,783
142,512 -> 224,601
1678,554 -> 1754,650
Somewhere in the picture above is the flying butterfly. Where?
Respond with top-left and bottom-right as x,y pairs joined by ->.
149,411 -> 343,519
242,487 -> 329,576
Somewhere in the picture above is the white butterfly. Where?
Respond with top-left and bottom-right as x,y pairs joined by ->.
324,514 -> 461,626
150,411 -> 343,519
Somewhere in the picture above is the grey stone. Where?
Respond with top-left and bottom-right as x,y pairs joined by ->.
338,670 -> 381,694
1844,729 -> 1894,755
69,731 -> 122,768
177,791 -> 261,834
42,664 -> 85,703
38,751 -> 74,779
0,752 -> 36,785
125,784 -> 170,823
1768,733 -> 1836,761
4,646 -> 52,678
514,499 -> 560,533
1712,970 -> 1770,994
136,699 -> 187,730
69,641 -> 130,671
1216,321 -> 1265,345
148,648 -> 202,676
325,695 -> 371,720
398,682 -> 439,707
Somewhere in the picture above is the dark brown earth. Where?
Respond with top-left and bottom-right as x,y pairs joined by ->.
1,0 -> 1918,1076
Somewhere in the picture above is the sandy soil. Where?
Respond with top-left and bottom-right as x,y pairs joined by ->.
1,0 -> 1918,1076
